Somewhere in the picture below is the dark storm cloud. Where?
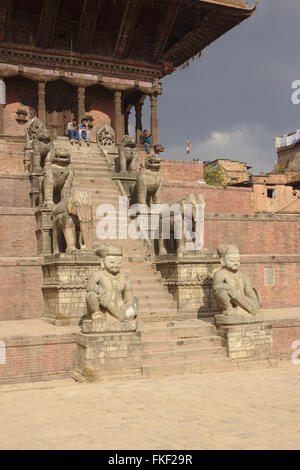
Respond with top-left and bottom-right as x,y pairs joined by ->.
155,0 -> 300,173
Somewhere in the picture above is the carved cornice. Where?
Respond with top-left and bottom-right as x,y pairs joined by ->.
0,47 -> 162,80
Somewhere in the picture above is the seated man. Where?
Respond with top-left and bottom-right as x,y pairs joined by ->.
67,119 -> 79,144
78,118 -> 90,146
86,243 -> 138,322
140,129 -> 152,155
213,244 -> 261,317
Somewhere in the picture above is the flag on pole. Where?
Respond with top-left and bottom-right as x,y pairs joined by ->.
186,138 -> 191,155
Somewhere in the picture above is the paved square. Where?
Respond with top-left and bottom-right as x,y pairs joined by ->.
0,364 -> 299,450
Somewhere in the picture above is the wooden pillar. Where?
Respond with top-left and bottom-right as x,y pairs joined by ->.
135,102 -> 143,146
124,109 -> 130,136
38,81 -> 46,124
114,90 -> 122,144
77,86 -> 85,122
0,78 -> 5,135
150,92 -> 158,146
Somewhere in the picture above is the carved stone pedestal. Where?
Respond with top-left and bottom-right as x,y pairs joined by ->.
42,253 -> 99,325
156,254 -> 220,319
217,322 -> 273,361
73,319 -> 142,382
29,172 -> 43,207
35,207 -> 53,255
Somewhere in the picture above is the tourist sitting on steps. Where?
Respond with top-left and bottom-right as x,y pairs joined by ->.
140,129 -> 152,155
67,119 -> 79,144
78,118 -> 90,146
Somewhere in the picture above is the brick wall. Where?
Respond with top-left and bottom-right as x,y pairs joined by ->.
0,174 -> 30,207
204,214 -> 300,254
0,137 -> 26,174
0,208 -> 37,257
272,320 -> 300,360
0,335 -> 76,384
0,258 -> 44,320
85,85 -> 114,141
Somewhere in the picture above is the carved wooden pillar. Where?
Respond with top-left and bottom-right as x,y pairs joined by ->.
77,86 -> 85,122
38,81 -> 46,124
135,102 -> 143,146
0,78 -> 5,135
150,92 -> 158,146
114,91 -> 122,144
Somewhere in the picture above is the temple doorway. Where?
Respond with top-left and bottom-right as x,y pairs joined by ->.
46,80 -> 77,138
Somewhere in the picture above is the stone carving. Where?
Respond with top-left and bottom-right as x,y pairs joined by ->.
158,193 -> 205,256
25,108 -> 46,143
52,190 -> 93,255
42,148 -> 73,208
213,245 -> 262,325
86,243 -> 138,322
131,154 -> 164,206
96,123 -> 115,147
118,135 -> 138,173
32,128 -> 55,173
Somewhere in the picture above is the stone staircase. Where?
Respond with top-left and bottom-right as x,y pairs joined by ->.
54,138 -> 232,377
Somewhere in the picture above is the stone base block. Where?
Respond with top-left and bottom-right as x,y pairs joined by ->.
218,322 -> 273,361
81,319 -> 137,334
42,253 -> 99,325
215,310 -> 263,326
156,254 -> 219,318
73,329 -> 142,382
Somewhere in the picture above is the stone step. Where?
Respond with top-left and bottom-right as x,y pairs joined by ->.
141,323 -> 216,340
142,335 -> 223,352
142,357 -> 232,378
142,346 -> 227,365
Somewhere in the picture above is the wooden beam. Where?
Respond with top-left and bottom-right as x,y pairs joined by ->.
37,0 -> 60,49
0,1 -> 13,42
114,0 -> 141,58
152,1 -> 180,62
77,0 -> 102,53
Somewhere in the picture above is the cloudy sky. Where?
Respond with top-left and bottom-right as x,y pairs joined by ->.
139,0 -> 300,174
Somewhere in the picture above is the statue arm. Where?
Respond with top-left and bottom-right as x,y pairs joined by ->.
61,168 -> 74,200
213,271 -> 232,292
86,272 -> 102,295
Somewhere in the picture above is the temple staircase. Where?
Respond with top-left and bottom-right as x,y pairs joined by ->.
55,138 -> 232,377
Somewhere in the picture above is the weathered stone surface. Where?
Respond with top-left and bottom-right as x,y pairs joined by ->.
156,253 -> 220,318
117,135 -> 138,173
42,252 -> 99,325
81,318 -> 137,334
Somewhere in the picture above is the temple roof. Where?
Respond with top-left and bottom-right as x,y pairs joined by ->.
0,0 -> 256,79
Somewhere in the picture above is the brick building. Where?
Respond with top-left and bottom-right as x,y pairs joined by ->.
204,158 -> 250,184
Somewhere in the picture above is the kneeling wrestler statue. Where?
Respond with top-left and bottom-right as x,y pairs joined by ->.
86,243 -> 138,322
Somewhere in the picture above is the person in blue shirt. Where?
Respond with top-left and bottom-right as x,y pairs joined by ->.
140,129 -> 152,154
78,118 -> 90,146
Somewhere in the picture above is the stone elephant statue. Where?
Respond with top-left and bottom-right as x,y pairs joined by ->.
158,193 -> 205,256
52,190 -> 93,255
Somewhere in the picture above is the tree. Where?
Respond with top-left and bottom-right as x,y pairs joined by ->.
204,165 -> 225,186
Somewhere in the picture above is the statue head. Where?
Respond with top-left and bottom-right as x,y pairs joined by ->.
29,107 -> 37,119
217,244 -> 240,272
141,154 -> 161,172
120,135 -> 136,148
96,243 -> 123,275
52,148 -> 71,166
36,128 -> 52,144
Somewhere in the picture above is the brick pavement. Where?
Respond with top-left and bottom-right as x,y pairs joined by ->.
0,363 -> 299,450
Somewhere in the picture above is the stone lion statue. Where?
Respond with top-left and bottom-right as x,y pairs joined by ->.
131,154 -> 164,206
41,149 -> 74,208
118,135 -> 138,173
